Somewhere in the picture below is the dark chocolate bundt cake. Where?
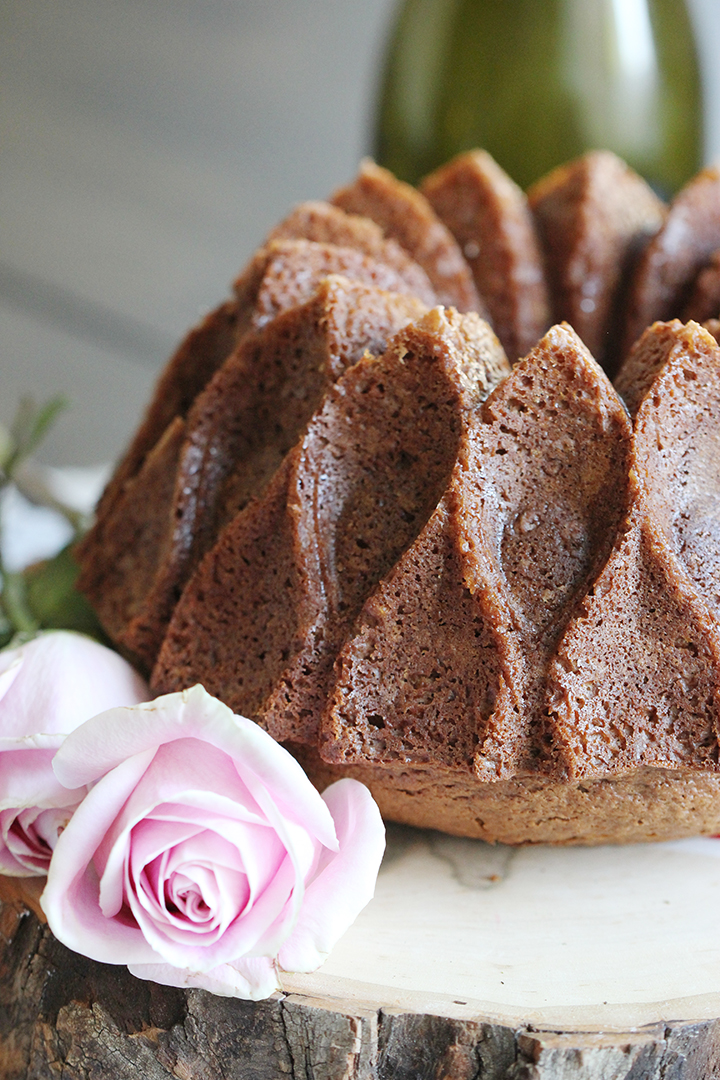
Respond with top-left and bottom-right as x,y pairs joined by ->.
76,151 -> 720,845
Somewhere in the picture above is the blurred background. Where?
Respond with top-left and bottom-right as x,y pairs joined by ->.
2,0 -> 720,468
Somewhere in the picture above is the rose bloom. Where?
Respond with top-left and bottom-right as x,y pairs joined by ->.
41,685 -> 385,999
0,631 -> 149,875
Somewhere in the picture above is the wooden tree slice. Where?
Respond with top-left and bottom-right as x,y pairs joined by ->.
3,827 -> 720,1078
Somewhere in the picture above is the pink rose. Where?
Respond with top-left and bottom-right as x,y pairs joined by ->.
42,685 -> 385,1000
0,631 -> 149,876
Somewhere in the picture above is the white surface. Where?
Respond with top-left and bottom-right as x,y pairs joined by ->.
286,828 -> 720,1029
0,488 -> 73,573
0,463 -> 108,572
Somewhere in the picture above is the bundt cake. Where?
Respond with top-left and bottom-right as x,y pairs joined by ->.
76,151 -> 720,846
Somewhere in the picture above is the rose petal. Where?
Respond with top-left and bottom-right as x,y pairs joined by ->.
278,779 -> 385,973
91,731 -> 295,924
0,804 -> 77,876
99,817 -> 203,919
45,855 -> 166,965
0,748 -> 83,810
159,821 -> 284,896
128,955 -> 279,1000
0,632 -> 148,869
129,829 -> 244,938
0,656 -> 22,707
94,788 -> 294,932
113,739 -> 263,820
53,687 -> 337,849
51,691 -> 333,970
0,632 -> 148,740
129,848 -> 302,973
41,749 -> 161,965
43,685 -> 384,994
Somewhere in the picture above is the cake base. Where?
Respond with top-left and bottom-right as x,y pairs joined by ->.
296,750 -> 720,845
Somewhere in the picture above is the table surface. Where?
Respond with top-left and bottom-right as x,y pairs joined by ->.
7,823 -> 720,1033
279,825 -> 720,1031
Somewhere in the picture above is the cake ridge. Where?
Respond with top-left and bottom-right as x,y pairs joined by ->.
75,149 -> 720,844
152,309 -> 510,744
83,276 -> 431,673
549,319 -> 720,778
622,164 -> 720,359
421,147 -> 550,362
331,159 -> 483,314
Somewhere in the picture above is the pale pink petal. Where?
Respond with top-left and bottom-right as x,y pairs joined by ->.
0,732 -> 69,751
0,804 -> 78,876
32,805 -> 73,852
0,632 -> 148,857
129,851 -> 300,972
0,632 -> 148,740
112,739 -> 258,821
161,863 -> 242,928
94,789 -> 284,923
278,780 -> 385,973
128,955 -> 279,1000
127,818 -> 207,879
166,819 -> 285,890
98,817 -> 203,919
56,717 -> 324,964
0,748 -> 83,810
128,830 -> 244,940
51,687 -> 235,786
43,855 -> 165,965
42,684 -> 384,992
53,687 -> 337,849
135,808 -> 286,889
0,656 -> 22,707
41,749 -> 159,964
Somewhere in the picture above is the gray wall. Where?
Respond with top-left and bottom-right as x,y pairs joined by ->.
0,0 -> 397,465
2,0 -> 719,467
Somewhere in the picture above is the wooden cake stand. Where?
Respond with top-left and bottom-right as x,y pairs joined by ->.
3,825 -> 720,1079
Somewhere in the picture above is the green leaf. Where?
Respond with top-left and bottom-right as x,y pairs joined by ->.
0,423 -> 13,474
0,394 -> 106,648
2,571 -> 39,635
0,604 -> 14,649
4,395 -> 68,481
24,544 -> 109,642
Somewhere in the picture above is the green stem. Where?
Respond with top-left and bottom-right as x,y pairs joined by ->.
1,571 -> 39,636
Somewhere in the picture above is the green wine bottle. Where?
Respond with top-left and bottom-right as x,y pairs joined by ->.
375,0 -> 701,195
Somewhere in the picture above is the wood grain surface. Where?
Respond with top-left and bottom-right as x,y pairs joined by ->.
5,827 -> 720,1078
2,888 -> 720,1079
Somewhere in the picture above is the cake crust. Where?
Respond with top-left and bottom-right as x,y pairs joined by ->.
622,165 -> 720,359
296,747 -> 720,846
152,309 -> 510,742
76,152 -> 720,846
332,159 -> 483,314
422,148 -> 550,361
528,151 -> 666,376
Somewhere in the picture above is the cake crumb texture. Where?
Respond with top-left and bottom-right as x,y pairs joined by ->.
76,152 -> 720,843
